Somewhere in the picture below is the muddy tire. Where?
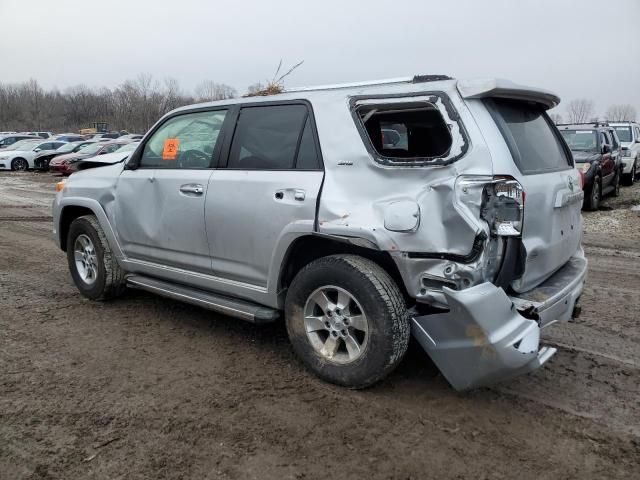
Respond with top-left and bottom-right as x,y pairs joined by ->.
11,158 -> 28,171
66,215 -> 126,301
623,161 -> 636,186
285,254 -> 410,389
612,169 -> 621,197
585,176 -> 601,211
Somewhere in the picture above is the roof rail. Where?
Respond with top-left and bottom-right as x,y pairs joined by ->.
285,74 -> 452,93
556,121 -> 609,127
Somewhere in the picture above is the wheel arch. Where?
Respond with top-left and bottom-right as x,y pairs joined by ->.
57,199 -> 122,259
276,234 -> 410,307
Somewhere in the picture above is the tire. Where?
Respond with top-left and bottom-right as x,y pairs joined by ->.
623,161 -> 636,186
612,169 -> 621,197
285,254 -> 410,389
11,158 -> 28,171
66,215 -> 125,300
585,176 -> 601,211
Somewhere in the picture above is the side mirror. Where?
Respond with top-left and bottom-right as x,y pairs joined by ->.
602,145 -> 610,154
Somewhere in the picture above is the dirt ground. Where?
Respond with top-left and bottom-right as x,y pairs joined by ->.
1,171 -> 639,480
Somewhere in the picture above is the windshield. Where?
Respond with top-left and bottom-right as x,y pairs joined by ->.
57,142 -> 80,153
614,126 -> 632,143
78,143 -> 102,155
560,130 -> 598,152
116,142 -> 138,152
7,139 -> 41,151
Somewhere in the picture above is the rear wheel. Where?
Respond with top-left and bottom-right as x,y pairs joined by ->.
585,177 -> 601,211
11,158 -> 28,171
285,254 -> 410,388
66,215 -> 126,300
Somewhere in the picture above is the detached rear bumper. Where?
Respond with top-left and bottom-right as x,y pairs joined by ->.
411,255 -> 587,391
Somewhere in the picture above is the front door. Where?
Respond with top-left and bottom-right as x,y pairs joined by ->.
205,103 -> 324,288
113,109 -> 229,273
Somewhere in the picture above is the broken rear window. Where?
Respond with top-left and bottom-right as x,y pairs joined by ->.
357,101 -> 453,163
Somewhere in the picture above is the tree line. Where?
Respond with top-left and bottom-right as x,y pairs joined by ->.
0,75 -> 238,134
549,99 -> 637,125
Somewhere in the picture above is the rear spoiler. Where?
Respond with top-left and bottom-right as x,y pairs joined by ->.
457,78 -> 560,110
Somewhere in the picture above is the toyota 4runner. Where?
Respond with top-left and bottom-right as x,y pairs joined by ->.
52,76 -> 587,391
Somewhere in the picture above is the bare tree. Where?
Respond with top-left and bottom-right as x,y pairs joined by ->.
548,112 -> 563,125
565,99 -> 595,124
606,104 -> 637,122
194,80 -> 236,102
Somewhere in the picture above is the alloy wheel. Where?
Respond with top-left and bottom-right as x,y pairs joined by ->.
12,159 -> 28,171
303,286 -> 369,364
73,234 -> 98,285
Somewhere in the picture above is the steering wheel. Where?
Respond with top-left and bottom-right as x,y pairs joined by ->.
179,149 -> 211,168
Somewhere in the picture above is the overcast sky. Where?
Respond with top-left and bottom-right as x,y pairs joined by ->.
1,0 -> 639,117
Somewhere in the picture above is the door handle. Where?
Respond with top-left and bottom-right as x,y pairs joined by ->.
179,184 -> 204,195
294,189 -> 306,201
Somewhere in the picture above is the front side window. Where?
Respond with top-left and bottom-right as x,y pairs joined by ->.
227,105 -> 310,170
139,110 -> 227,168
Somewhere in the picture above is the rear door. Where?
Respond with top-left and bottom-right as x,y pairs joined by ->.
482,98 -> 583,293
205,102 -> 324,288
113,109 -> 229,273
600,131 -> 615,186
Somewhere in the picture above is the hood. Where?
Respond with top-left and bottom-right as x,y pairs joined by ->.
50,152 -> 91,164
34,149 -> 59,159
572,151 -> 599,162
0,149 -> 29,158
77,151 -> 130,167
621,142 -> 633,148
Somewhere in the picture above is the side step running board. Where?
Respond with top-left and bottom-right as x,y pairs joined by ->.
126,275 -> 279,324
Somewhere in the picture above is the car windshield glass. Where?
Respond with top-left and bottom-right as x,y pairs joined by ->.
78,143 -> 102,155
116,143 -> 138,152
7,140 -> 40,151
57,143 -> 80,153
614,127 -> 632,142
560,130 -> 598,151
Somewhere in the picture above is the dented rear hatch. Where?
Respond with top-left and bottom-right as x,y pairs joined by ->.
467,95 -> 583,293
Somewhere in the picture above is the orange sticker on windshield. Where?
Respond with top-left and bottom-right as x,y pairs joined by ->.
162,138 -> 180,160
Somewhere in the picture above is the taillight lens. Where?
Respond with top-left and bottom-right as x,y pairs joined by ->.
482,176 -> 525,237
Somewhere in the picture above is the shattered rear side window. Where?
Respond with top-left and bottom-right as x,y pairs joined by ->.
356,100 -> 461,165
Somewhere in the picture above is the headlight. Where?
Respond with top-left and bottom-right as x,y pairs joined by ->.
621,148 -> 631,157
577,163 -> 591,174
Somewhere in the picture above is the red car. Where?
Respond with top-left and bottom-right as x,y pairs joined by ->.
49,141 -> 126,175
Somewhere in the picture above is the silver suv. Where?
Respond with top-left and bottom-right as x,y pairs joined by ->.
53,76 -> 587,390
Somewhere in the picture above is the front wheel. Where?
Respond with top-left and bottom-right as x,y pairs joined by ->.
11,158 -> 28,171
285,254 -> 410,388
66,215 -> 126,300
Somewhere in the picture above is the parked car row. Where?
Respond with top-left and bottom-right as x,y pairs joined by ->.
0,136 -> 139,173
557,121 -> 640,210
0,130 -> 144,151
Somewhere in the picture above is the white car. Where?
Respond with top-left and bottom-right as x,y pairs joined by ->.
611,122 -> 640,185
0,139 -> 66,171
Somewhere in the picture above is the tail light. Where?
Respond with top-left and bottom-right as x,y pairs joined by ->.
481,176 -> 525,237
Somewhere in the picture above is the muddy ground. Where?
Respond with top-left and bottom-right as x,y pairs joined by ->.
1,171 -> 639,480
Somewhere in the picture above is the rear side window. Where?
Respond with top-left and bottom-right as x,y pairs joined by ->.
227,104 -> 317,170
488,98 -> 572,174
357,102 -> 452,160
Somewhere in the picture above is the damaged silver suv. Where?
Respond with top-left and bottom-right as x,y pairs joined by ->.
53,75 -> 587,390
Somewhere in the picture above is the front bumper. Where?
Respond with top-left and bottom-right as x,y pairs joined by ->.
411,255 -> 587,391
621,157 -> 635,174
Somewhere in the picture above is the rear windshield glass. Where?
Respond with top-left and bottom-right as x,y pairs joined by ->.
357,103 -> 452,160
489,98 -> 572,174
614,126 -> 632,143
559,130 -> 598,152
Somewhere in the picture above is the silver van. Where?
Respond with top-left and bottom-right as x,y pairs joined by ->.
52,75 -> 586,390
